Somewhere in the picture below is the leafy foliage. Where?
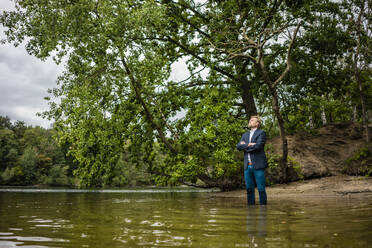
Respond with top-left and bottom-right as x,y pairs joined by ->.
1,0 -> 371,189
0,115 -> 154,187
343,147 -> 372,176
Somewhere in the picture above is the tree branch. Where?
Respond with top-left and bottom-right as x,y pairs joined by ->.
120,55 -> 178,155
165,36 -> 235,79
259,0 -> 282,40
261,21 -> 295,47
147,164 -> 216,188
175,66 -> 206,85
176,14 -> 210,38
273,22 -> 301,88
164,0 -> 210,23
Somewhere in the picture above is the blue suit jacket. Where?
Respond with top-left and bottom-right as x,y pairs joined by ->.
237,129 -> 268,170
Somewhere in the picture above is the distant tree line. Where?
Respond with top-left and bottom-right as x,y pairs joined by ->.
0,116 -> 152,187
1,0 -> 371,189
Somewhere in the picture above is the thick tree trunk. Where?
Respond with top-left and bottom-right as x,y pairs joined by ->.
233,59 -> 258,120
258,57 -> 288,165
268,85 -> 288,165
240,77 -> 258,120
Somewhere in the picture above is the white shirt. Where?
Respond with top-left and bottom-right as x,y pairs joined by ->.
248,128 -> 257,163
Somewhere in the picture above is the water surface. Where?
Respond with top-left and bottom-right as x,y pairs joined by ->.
1,188 -> 371,247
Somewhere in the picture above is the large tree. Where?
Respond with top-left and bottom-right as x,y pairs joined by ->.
344,0 -> 372,148
1,0 -> 252,188
2,0 -> 369,188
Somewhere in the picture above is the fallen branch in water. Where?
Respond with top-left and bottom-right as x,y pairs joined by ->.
334,189 -> 372,195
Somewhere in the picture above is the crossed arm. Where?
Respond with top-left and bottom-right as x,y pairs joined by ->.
236,131 -> 266,152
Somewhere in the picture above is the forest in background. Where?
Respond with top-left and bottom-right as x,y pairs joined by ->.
0,116 -> 153,187
0,0 -> 371,189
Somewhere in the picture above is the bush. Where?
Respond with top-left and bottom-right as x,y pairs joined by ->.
1,166 -> 24,185
18,146 -> 39,184
343,147 -> 372,176
110,155 -> 153,187
39,165 -> 70,186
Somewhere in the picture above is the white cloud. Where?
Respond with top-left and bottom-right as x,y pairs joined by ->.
0,0 -> 60,128
0,0 -> 13,11
0,41 -> 61,128
0,0 -> 62,128
0,1 -> 202,128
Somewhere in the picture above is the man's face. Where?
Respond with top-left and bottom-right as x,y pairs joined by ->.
248,117 -> 259,129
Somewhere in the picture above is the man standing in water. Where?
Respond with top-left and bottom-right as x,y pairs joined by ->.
237,116 -> 268,205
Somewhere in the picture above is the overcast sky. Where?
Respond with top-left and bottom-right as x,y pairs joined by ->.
0,1 -> 190,129
0,1 -> 63,128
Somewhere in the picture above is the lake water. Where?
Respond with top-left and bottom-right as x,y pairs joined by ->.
1,188 -> 372,247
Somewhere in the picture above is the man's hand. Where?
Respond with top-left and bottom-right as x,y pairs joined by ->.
240,141 -> 246,144
248,143 -> 256,147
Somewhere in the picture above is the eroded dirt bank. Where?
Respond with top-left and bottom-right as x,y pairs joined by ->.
266,122 -> 370,181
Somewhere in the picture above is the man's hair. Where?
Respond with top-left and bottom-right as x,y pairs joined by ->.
250,115 -> 262,127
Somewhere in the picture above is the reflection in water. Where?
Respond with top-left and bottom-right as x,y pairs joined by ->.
0,190 -> 372,247
246,206 -> 267,238
0,235 -> 68,242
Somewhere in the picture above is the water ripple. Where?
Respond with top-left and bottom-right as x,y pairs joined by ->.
0,236 -> 69,242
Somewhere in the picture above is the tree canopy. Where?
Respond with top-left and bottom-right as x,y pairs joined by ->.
1,0 -> 371,189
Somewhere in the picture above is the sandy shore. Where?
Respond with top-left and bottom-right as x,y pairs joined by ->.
214,175 -> 372,200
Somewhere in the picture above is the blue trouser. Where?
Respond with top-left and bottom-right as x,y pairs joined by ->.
244,165 -> 267,205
